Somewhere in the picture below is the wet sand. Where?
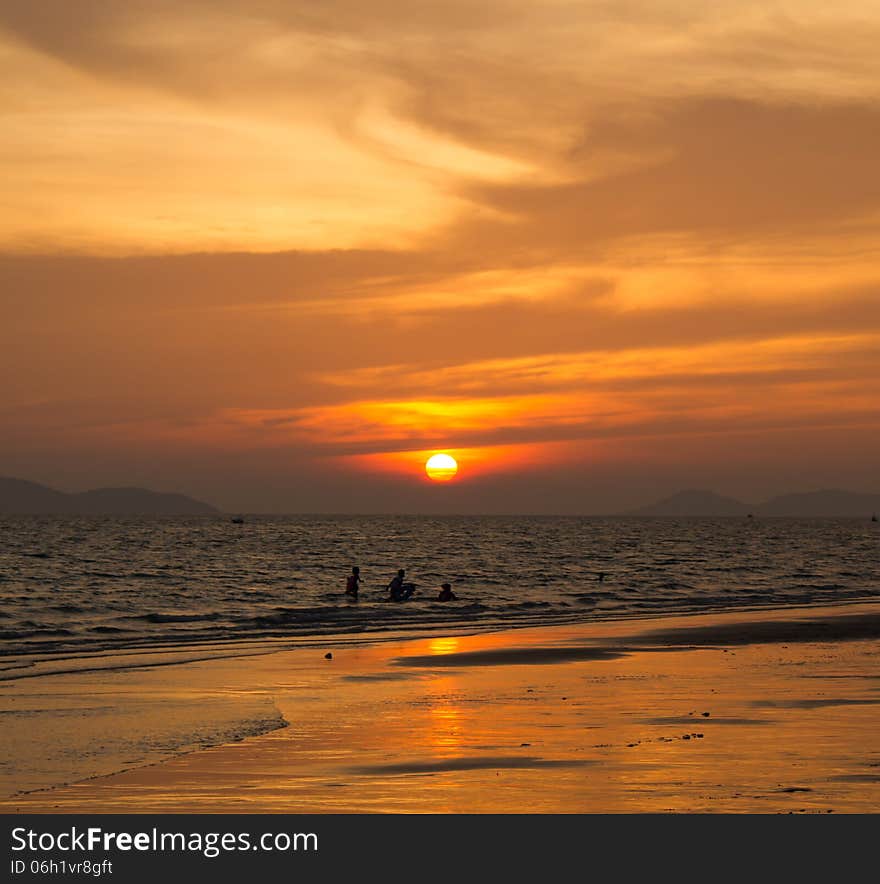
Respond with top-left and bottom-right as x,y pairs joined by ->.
2,602 -> 879,813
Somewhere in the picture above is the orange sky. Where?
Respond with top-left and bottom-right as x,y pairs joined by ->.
1,1 -> 879,512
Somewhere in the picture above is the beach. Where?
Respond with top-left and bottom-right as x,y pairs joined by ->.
2,601 -> 878,814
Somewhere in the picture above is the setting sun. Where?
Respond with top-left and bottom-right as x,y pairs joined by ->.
425,453 -> 458,482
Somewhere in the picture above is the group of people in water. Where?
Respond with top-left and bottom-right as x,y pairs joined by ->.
344,566 -> 458,603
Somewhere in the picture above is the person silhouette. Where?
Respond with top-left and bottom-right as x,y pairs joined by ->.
387,569 -> 415,601
437,582 -> 458,602
345,566 -> 360,599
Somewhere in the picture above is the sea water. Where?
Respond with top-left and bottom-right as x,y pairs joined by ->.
2,514 -> 878,660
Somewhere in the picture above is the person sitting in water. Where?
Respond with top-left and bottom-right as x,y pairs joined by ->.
437,582 -> 458,602
345,566 -> 360,599
387,569 -> 415,602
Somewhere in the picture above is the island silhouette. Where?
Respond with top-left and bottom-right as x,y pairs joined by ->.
0,477 -> 218,515
630,488 -> 880,518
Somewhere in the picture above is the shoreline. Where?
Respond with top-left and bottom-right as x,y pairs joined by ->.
2,600 -> 879,813
4,593 -> 877,683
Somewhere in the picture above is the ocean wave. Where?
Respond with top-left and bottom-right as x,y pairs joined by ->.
133,612 -> 223,624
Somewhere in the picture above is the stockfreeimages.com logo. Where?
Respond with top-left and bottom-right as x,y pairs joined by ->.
12,827 -> 318,859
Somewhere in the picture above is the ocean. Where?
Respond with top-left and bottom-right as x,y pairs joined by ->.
2,514 -> 878,661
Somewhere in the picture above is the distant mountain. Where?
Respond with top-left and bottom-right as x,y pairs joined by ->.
0,477 -> 218,515
757,489 -> 880,518
630,489 -> 750,517
631,487 -> 880,518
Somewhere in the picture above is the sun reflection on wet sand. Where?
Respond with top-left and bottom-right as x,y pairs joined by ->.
427,637 -> 461,656
428,702 -> 464,753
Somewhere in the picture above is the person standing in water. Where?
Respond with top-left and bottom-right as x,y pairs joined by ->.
345,566 -> 360,599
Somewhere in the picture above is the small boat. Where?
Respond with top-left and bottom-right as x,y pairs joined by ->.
230,517 -> 245,524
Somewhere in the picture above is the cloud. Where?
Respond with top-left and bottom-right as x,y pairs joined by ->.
454,98 -> 880,261
3,3 -> 880,253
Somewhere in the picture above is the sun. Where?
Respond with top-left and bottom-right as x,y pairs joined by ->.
425,453 -> 458,482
